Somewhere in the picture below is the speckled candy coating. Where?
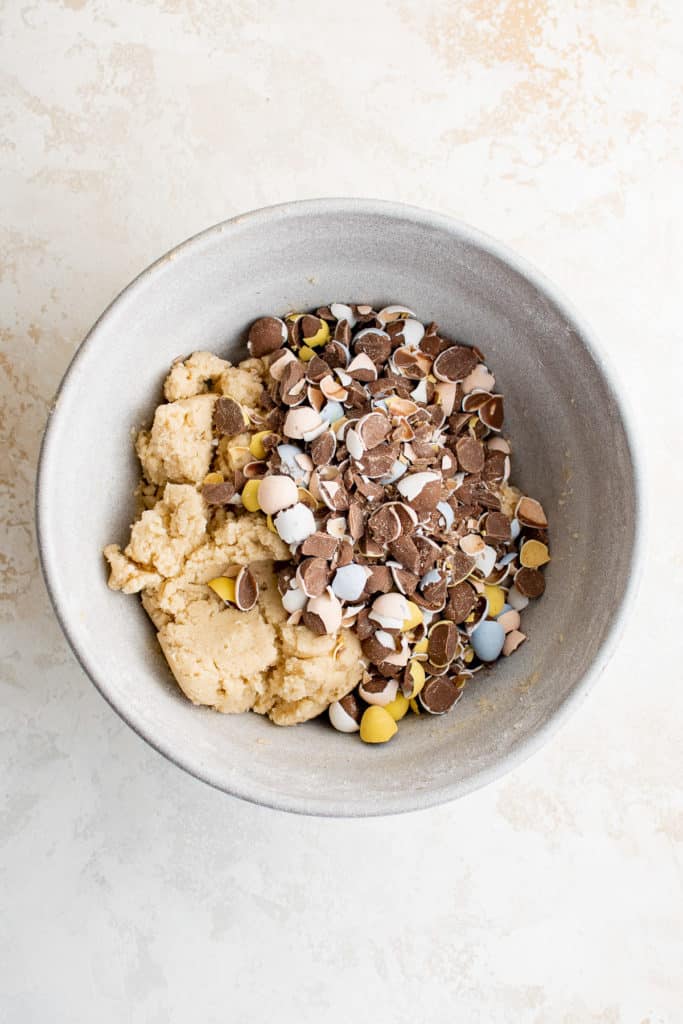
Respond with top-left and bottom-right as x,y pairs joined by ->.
36,199 -> 642,817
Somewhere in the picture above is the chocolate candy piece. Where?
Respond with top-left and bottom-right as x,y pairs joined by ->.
329,692 -> 363,733
514,566 -> 546,599
214,397 -> 246,437
419,676 -> 463,715
248,316 -> 287,357
235,566 -> 258,611
201,480 -> 236,505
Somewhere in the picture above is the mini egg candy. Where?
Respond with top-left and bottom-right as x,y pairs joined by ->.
401,659 -> 426,698
274,503 -> 316,545
384,691 -> 410,721
329,692 -> 363,733
520,539 -> 551,569
207,576 -> 236,605
359,676 -> 399,707
303,591 -> 343,635
331,563 -> 369,602
471,619 -> 506,662
249,431 -> 273,460
235,566 -> 258,612
359,706 -> 398,744
483,584 -> 506,618
419,676 -> 463,715
241,479 -> 262,512
257,474 -> 299,515
247,316 -> 287,357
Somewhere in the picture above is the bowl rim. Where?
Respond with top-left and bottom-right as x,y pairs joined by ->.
35,197 -> 646,817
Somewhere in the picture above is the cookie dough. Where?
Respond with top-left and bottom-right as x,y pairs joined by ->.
104,353 -> 363,725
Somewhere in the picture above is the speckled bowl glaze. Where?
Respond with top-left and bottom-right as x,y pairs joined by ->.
36,199 -> 643,816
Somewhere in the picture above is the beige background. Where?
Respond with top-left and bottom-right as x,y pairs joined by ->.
2,1 -> 682,1021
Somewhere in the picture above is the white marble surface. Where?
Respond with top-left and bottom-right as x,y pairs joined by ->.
2,2 -> 682,1020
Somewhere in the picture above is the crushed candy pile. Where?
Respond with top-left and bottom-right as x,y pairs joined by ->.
203,303 -> 550,743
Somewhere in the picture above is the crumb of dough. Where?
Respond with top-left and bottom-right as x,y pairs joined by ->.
164,351 -> 231,401
499,483 -> 522,518
136,393 -> 216,485
103,544 -> 162,595
214,432 -> 253,476
218,360 -> 267,409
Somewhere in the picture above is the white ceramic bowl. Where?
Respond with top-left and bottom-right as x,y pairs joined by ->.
37,199 -> 643,816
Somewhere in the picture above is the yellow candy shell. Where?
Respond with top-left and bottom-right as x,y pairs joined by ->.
384,692 -> 409,722
241,479 -> 261,512
520,540 -> 550,568
249,431 -> 272,460
207,576 -> 236,604
483,584 -> 505,618
360,706 -> 398,744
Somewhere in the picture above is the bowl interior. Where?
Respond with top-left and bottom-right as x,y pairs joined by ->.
38,201 -> 639,815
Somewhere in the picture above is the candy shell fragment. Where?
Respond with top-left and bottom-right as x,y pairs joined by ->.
329,693 -> 362,733
207,576 -> 236,605
241,479 -> 261,512
520,540 -> 550,569
360,706 -> 398,744
471,619 -> 505,662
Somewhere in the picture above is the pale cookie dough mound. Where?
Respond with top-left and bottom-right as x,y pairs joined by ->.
104,544 -> 162,595
136,393 -> 216,485
264,626 -> 364,726
158,597 -> 278,713
104,483 -> 207,592
140,515 -> 287,625
214,432 -> 252,476
218,359 -> 267,409
163,351 -> 231,402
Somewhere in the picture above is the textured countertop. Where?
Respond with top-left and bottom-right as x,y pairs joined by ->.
1,2 -> 681,1021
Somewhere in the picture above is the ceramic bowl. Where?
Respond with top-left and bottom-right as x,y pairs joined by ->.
36,199 -> 642,816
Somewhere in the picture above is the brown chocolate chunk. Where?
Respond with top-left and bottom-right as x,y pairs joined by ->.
323,340 -> 349,368
300,314 -> 324,340
368,505 -> 401,544
300,532 -> 338,559
358,446 -> 397,479
485,511 -> 511,542
338,692 -> 363,725
455,436 -> 485,474
201,480 -> 236,505
515,567 -> 546,598
427,621 -> 459,667
347,501 -> 366,541
235,566 -> 258,611
248,317 -> 285,357
445,581 -> 478,623
479,395 -> 504,431
214,397 -> 245,437
302,610 -> 327,635
482,450 -> 507,482
363,565 -> 393,596
334,320 -> 351,345
388,535 -> 422,574
279,360 -> 307,406
355,609 -> 374,640
420,573 -> 448,610
298,557 -> 330,597
354,331 -> 392,364
306,355 -> 332,383
362,633 -> 395,666
310,430 -> 335,466
359,412 -> 391,450
419,675 -> 462,714
391,566 -> 419,595
433,345 -> 478,382
414,536 -> 440,574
